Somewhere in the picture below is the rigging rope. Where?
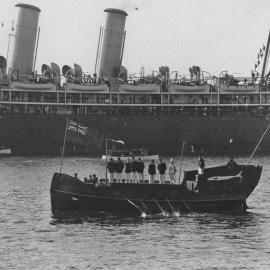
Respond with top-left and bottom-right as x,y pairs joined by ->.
125,38 -> 144,72
212,19 -> 270,75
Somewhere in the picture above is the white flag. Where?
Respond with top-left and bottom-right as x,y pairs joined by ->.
110,139 -> 125,145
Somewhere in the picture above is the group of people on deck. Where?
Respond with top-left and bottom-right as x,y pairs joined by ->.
198,155 -> 237,174
107,157 -> 177,184
79,155 -> 237,184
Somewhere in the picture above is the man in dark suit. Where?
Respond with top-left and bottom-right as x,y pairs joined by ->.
137,158 -> 145,183
107,158 -> 115,182
131,156 -> 138,183
158,158 -> 167,184
148,159 -> 156,184
115,157 -> 124,183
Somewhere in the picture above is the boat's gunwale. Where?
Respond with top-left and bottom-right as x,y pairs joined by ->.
52,188 -> 246,203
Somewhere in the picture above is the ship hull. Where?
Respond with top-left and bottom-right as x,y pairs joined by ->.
0,113 -> 269,155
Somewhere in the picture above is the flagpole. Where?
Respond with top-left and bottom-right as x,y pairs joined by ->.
178,140 -> 185,184
60,117 -> 69,173
105,138 -> 108,182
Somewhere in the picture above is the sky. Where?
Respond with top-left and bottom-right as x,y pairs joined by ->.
1,0 -> 270,77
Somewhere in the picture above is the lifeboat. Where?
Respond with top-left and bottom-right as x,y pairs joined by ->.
169,84 -> 210,93
10,81 -> 56,91
66,83 -> 109,92
119,84 -> 160,93
101,148 -> 159,161
50,163 -> 262,217
219,85 -> 259,93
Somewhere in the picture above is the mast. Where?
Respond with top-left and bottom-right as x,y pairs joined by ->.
6,34 -> 13,64
260,29 -> 270,85
119,30 -> 126,68
94,26 -> 103,75
33,26 -> 40,73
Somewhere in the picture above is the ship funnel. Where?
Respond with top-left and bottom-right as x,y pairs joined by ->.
11,3 -> 41,75
98,8 -> 127,78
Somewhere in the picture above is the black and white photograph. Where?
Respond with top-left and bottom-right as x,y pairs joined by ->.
1,0 -> 270,269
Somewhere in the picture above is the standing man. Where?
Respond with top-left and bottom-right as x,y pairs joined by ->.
158,158 -> 167,184
125,158 -> 132,183
168,158 -> 177,183
137,158 -> 145,183
148,159 -> 156,184
116,157 -> 124,183
227,156 -> 237,170
198,155 -> 205,174
131,156 -> 138,183
107,158 -> 115,183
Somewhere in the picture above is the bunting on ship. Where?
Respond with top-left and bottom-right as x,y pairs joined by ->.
255,45 -> 265,70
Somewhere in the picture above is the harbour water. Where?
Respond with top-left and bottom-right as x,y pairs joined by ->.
1,155 -> 270,270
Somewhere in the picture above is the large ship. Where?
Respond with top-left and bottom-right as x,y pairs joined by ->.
1,3 -> 270,156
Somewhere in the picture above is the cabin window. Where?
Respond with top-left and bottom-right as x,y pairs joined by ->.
2,91 -> 10,101
66,93 -> 80,103
43,93 -> 57,103
82,93 -> 96,103
58,93 -> 65,103
96,94 -> 110,104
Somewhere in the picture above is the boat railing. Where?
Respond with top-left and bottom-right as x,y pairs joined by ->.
0,91 -> 269,106
1,102 -> 270,117
2,81 -> 270,113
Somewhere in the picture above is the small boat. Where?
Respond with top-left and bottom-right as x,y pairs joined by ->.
101,148 -> 159,161
50,163 -> 262,217
119,83 -> 160,93
0,147 -> 11,155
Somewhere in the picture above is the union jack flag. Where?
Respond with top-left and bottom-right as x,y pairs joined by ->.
67,119 -> 88,136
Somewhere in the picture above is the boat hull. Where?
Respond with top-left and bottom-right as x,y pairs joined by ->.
50,165 -> 262,217
51,188 -> 246,217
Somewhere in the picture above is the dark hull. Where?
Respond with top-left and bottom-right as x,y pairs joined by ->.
1,113 -> 270,155
50,165 -> 262,217
51,189 -> 246,216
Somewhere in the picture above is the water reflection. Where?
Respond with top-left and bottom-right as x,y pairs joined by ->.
50,209 -> 264,227
50,211 -> 184,226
